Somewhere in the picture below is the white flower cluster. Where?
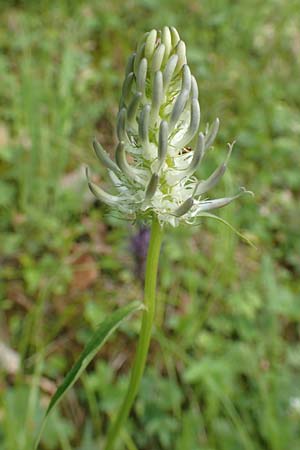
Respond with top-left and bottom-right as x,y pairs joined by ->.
87,26 -> 251,226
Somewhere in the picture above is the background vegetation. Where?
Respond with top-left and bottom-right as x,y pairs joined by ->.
1,0 -> 300,449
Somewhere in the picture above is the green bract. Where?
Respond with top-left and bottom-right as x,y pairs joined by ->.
87,26 -> 251,226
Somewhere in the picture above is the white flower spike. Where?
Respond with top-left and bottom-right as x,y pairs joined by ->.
87,27 -> 252,226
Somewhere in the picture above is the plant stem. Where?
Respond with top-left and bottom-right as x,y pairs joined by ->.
104,216 -> 163,450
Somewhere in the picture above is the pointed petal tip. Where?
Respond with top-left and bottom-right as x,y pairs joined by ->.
204,117 -> 220,149
224,141 -> 235,164
92,137 -> 120,173
240,186 -> 254,197
145,173 -> 159,201
92,136 -> 99,150
174,197 -> 194,217
86,168 -> 120,206
160,119 -> 168,132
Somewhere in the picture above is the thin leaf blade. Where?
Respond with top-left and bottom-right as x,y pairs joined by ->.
198,212 -> 257,249
34,301 -> 143,449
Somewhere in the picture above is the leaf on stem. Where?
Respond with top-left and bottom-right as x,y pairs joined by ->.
34,301 -> 143,449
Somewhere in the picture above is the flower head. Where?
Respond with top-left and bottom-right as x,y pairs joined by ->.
87,26 -> 251,226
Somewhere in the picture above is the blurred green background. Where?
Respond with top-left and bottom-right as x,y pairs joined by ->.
1,0 -> 300,449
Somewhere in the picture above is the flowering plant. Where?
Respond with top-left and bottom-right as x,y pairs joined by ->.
86,27 -> 252,450
87,26 -> 251,227
35,27 -> 252,450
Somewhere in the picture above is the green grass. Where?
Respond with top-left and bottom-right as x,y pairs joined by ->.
1,0 -> 300,449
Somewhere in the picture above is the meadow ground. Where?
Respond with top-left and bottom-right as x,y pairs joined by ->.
0,1 -> 300,449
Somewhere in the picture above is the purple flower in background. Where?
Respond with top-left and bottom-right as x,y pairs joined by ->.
131,226 -> 150,280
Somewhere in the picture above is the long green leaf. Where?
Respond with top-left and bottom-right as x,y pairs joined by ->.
34,301 -> 143,449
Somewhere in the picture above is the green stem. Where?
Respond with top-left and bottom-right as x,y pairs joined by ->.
104,216 -> 163,450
